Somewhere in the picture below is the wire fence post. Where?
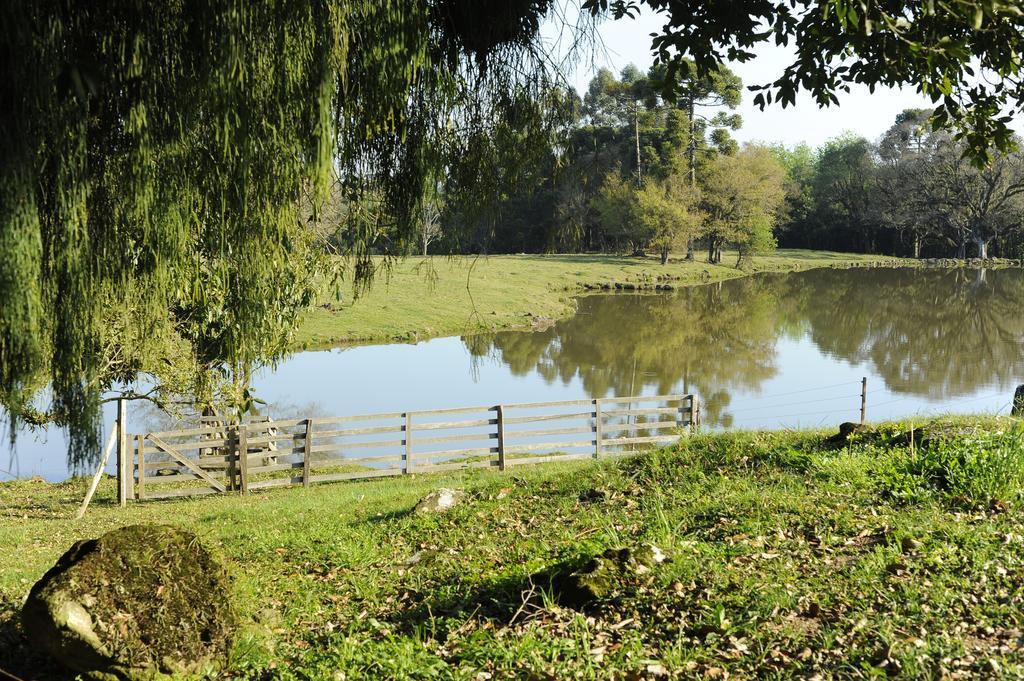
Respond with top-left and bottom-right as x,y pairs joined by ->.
860,377 -> 867,424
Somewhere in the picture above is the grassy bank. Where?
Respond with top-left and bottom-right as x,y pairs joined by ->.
4,416 -> 1024,679
295,250 -> 911,348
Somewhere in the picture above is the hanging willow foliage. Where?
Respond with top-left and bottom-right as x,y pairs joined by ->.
0,0 -> 574,468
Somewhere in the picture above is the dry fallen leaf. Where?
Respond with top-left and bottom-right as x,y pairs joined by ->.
645,663 -> 668,677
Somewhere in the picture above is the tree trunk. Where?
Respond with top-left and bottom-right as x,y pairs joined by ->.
687,96 -> 696,188
660,248 -> 669,265
973,236 -> 989,259
913,235 -> 921,259
685,96 -> 696,263
634,101 -> 642,188
707,238 -> 722,264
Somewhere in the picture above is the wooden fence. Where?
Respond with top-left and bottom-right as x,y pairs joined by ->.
120,394 -> 698,502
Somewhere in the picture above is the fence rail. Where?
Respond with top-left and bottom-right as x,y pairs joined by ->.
122,393 -> 698,502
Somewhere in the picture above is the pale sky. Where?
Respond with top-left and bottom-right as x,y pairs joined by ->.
545,8 -> 1013,149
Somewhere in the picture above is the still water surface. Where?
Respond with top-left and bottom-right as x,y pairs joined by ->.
7,267 -> 1024,481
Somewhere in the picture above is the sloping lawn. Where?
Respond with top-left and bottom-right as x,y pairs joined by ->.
2,416 -> 1023,679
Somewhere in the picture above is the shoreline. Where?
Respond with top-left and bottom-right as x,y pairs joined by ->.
293,250 -> 935,351
293,250 -> 1021,352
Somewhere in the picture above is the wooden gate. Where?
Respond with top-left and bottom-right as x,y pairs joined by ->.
125,393 -> 698,502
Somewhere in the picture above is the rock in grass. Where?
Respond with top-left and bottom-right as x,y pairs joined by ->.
415,488 -> 467,514
837,421 -> 873,439
825,421 -> 875,447
900,536 -> 923,553
547,544 -> 667,609
22,524 -> 234,680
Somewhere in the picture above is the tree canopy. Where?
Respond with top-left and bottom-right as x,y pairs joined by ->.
0,0 -> 566,464
585,0 -> 1024,162
781,112 -> 1024,257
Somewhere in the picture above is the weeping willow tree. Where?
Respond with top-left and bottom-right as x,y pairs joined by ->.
0,0 -> 582,468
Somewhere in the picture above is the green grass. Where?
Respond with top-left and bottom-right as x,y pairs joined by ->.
874,425 -> 1024,508
4,416 -> 1024,679
295,250 -> 912,348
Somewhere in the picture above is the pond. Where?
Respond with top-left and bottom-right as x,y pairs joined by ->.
6,266 -> 1024,482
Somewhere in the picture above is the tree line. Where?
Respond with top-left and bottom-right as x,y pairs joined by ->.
778,110 -> 1024,259
424,69 -> 1024,262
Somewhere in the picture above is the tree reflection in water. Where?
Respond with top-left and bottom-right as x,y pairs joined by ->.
464,268 -> 1024,427
799,268 -> 1024,400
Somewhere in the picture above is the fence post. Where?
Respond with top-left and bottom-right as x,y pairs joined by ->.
404,412 -> 413,474
860,377 -> 868,424
496,405 -> 506,471
303,418 -> 314,487
116,398 -> 129,506
238,423 -> 249,495
692,394 -> 700,430
136,434 -> 145,501
594,398 -> 603,458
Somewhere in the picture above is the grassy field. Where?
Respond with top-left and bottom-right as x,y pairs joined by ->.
295,250 -> 911,348
4,416 -> 1024,679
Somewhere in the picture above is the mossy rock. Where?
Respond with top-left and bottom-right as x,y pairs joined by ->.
22,524 -> 235,680
824,422 -> 876,448
543,544 -> 667,609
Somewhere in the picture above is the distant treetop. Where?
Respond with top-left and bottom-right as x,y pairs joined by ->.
584,0 -> 1024,163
